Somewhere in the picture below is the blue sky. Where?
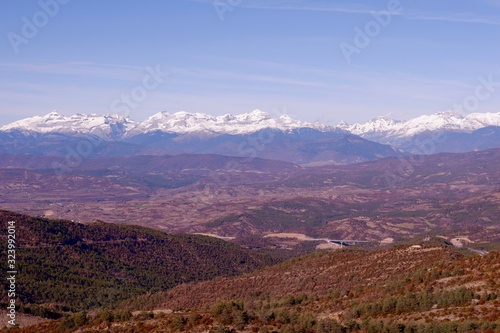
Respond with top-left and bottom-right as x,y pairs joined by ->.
0,0 -> 499,126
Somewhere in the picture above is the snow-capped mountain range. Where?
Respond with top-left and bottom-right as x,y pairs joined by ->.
0,110 -> 328,139
2,110 -> 499,139
1,110 -> 499,155
125,110 -> 328,136
338,111 -> 500,153
339,111 -> 500,139
0,111 -> 135,140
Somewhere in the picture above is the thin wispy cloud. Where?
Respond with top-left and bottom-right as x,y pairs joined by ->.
187,0 -> 378,14
189,0 -> 500,26
0,62 -> 155,81
173,66 -> 344,89
406,13 -> 500,26
180,56 -> 473,94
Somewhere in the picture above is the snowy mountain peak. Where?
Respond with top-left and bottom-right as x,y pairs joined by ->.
239,110 -> 272,121
0,112 -> 136,139
126,110 -> 328,136
343,112 -> 500,137
340,116 -> 399,135
435,111 -> 463,118
46,111 -> 63,118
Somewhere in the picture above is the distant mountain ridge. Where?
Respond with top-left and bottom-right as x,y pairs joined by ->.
1,110 -> 499,160
0,110 -> 330,138
2,110 -> 499,138
0,111 -> 134,140
339,111 -> 500,153
340,112 -> 500,136
0,110 -> 403,165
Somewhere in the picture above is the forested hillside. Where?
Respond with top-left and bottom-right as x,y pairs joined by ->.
0,210 -> 278,320
9,241 -> 500,332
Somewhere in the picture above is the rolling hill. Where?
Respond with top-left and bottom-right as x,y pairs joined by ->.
10,242 -> 500,332
0,210 -> 279,322
1,148 -> 498,251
